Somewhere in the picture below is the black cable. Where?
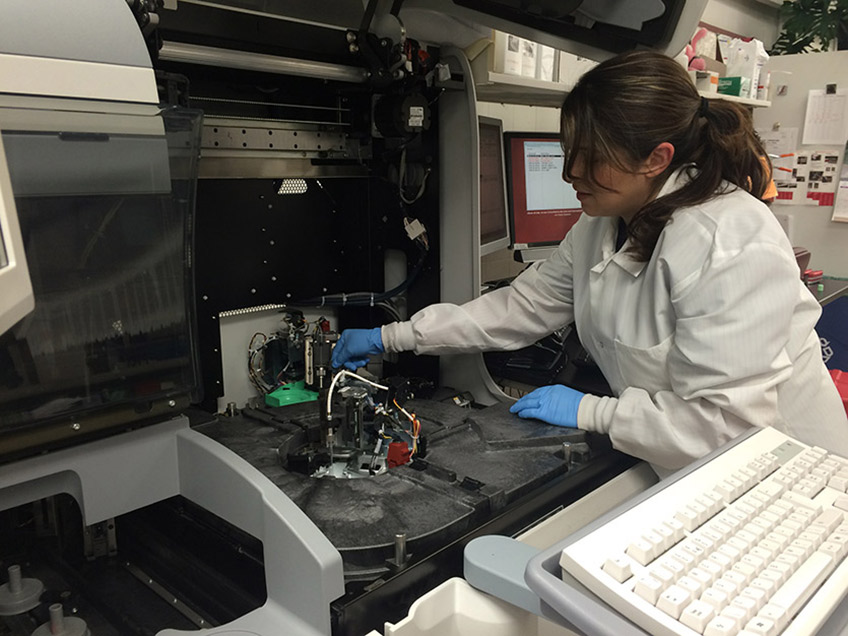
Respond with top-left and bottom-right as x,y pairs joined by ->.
359,0 -> 379,38
295,244 -> 427,308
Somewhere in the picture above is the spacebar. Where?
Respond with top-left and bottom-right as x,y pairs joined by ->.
769,552 -> 834,618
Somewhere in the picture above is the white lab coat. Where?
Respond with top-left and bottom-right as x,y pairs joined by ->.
381,168 -> 848,472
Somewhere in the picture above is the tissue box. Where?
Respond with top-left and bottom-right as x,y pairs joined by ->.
717,76 -> 750,97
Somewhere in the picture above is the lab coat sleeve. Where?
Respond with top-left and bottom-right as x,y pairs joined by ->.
577,241 -> 799,471
381,233 -> 576,355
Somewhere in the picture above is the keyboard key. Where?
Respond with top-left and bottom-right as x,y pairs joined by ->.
768,551 -> 834,617
757,604 -> 788,630
653,523 -> 676,551
765,561 -> 792,585
678,575 -> 706,598
749,576 -> 777,596
729,594 -> 758,623
633,574 -> 664,604
721,570 -> 748,591
744,615 -> 778,636
648,565 -> 676,587
819,540 -> 847,561
793,476 -> 825,498
758,568 -> 783,588
713,577 -> 741,598
680,599 -> 716,633
828,475 -> 848,492
704,614 -> 739,636
657,584 -> 693,619
781,491 -> 822,514
720,603 -> 749,625
625,538 -> 655,566
689,567 -> 715,589
698,558 -> 723,582
602,555 -> 632,583
707,550 -> 733,574
739,585 -> 767,611
665,517 -> 686,542
681,540 -> 707,560
658,556 -> 686,581
675,506 -> 702,532
671,548 -> 698,572
701,586 -> 730,612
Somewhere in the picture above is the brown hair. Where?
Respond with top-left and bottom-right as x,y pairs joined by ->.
560,50 -> 770,261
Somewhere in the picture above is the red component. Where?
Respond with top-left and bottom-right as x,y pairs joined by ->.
387,441 -> 412,468
319,319 -> 331,332
804,269 -> 823,283
830,369 -> 848,416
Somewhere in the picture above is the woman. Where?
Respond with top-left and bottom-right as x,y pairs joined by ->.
331,50 -> 848,475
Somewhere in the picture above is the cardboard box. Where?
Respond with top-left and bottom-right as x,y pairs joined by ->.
689,70 -> 719,93
700,57 -> 727,76
717,76 -> 751,97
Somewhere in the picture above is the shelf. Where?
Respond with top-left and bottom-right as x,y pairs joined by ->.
475,71 -> 573,107
701,91 -> 771,108
473,72 -> 771,110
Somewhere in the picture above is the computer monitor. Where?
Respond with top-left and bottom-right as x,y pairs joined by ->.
478,116 -> 511,256
504,132 -> 582,252
0,134 -> 34,336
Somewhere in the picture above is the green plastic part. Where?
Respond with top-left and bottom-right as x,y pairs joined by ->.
265,381 -> 319,407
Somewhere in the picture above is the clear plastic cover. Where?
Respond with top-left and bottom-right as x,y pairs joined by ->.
0,107 -> 203,454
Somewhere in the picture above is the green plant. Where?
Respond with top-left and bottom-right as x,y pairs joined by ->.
770,0 -> 848,54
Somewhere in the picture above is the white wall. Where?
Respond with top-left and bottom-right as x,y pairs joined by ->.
476,101 -> 560,134
753,50 -> 848,276
700,0 -> 781,47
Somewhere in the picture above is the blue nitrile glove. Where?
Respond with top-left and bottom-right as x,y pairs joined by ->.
509,384 -> 584,428
331,327 -> 384,370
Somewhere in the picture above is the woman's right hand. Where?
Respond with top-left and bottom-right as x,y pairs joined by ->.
331,328 -> 384,370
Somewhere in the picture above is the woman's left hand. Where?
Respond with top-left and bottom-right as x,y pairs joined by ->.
509,384 -> 585,428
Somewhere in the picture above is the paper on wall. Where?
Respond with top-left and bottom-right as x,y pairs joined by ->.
773,150 -> 840,206
803,89 -> 848,145
756,127 -> 798,157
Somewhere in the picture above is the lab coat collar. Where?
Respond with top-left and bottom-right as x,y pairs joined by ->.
590,166 -> 693,278
656,165 -> 694,199
591,218 -> 645,277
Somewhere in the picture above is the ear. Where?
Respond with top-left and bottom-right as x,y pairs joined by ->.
643,142 -> 675,177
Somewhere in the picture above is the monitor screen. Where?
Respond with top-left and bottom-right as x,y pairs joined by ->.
478,116 -> 510,256
0,134 -> 34,337
504,132 -> 582,249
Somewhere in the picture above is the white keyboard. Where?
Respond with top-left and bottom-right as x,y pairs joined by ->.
559,427 -> 848,636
